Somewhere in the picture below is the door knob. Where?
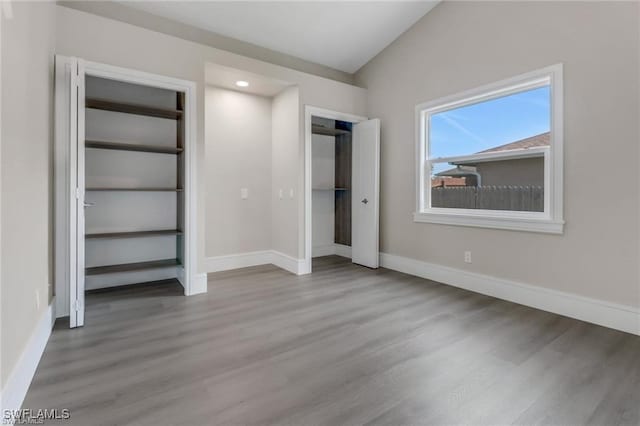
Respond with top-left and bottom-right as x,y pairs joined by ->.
361,198 -> 368,204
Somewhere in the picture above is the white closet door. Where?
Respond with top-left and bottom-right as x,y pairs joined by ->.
56,55 -> 86,328
74,60 -> 86,327
352,119 -> 380,268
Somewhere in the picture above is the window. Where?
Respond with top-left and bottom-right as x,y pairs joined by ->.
415,65 -> 564,234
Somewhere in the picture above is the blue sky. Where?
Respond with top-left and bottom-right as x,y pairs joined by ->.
430,86 -> 550,174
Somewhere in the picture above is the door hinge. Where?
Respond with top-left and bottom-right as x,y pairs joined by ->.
75,188 -> 81,199
73,299 -> 82,311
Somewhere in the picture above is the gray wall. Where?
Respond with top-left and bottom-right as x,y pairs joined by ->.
356,1 -> 640,307
1,1 -> 56,387
205,87 -> 273,256
271,86 -> 300,257
476,158 -> 544,187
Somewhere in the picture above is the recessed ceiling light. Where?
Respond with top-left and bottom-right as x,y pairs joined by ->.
236,80 -> 249,87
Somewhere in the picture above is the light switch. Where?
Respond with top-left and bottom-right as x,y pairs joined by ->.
241,188 -> 248,199
289,188 -> 294,199
278,189 -> 284,199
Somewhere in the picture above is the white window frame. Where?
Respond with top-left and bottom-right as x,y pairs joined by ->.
414,64 -> 564,234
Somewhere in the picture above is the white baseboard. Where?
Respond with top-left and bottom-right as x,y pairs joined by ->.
187,272 -> 208,296
300,258 -> 312,275
312,244 -> 336,258
205,250 -> 305,276
312,244 -> 351,259
334,244 -> 352,259
1,299 -> 56,423
380,253 -> 640,336
204,250 -> 272,273
271,251 -> 306,275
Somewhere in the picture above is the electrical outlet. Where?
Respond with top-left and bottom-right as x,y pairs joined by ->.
289,188 -> 294,199
464,251 -> 472,264
240,188 -> 248,199
278,189 -> 284,199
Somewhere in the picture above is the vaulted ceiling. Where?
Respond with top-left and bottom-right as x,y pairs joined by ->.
121,1 -> 440,73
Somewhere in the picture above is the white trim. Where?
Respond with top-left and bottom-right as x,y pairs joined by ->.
380,253 -> 640,336
271,251 -> 306,275
415,64 -> 564,234
1,300 -> 56,423
82,60 -> 194,93
187,273 -> 208,296
312,244 -> 337,258
204,251 -> 305,275
419,76 -> 550,116
82,60 -> 200,298
54,56 -> 73,318
304,106 -> 368,274
76,59 -> 86,327
182,75 -> 199,296
312,244 -> 352,259
413,212 -> 564,234
52,56 -> 81,324
204,250 -> 273,272
334,244 -> 352,259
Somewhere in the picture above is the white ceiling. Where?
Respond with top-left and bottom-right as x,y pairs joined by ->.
121,1 -> 440,73
205,62 -> 293,97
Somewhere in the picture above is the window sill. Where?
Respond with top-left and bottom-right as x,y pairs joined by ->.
413,212 -> 564,234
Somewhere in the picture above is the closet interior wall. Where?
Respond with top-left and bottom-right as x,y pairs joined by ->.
311,117 -> 352,257
84,76 -> 185,290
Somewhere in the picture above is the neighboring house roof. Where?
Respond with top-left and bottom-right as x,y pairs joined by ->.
434,132 -> 551,167
478,132 -> 550,153
435,165 -> 477,177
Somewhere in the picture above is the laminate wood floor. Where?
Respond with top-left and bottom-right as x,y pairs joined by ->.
23,256 -> 640,425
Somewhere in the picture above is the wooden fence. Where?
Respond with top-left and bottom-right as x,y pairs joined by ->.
431,186 -> 544,212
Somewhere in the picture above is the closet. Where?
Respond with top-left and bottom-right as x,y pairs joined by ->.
82,76 -> 185,293
312,118 -> 352,254
54,56 -> 197,328
311,115 -> 380,269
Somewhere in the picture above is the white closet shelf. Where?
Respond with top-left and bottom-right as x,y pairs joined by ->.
85,258 -> 181,276
86,140 -> 183,154
86,97 -> 183,120
86,230 -> 183,239
86,188 -> 183,192
311,125 -> 350,137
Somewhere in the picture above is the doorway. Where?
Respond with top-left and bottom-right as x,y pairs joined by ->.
54,57 -> 201,327
304,106 -> 380,273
